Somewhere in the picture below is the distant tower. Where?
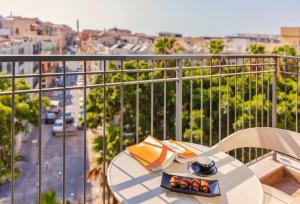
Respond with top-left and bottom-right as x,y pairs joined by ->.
76,19 -> 79,33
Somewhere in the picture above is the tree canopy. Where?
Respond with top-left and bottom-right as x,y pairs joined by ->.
272,45 -> 297,56
0,74 -> 49,183
246,44 -> 266,54
206,40 -> 224,54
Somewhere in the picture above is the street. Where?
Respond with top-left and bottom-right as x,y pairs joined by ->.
0,63 -> 95,203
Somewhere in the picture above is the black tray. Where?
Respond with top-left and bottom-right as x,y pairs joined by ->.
161,172 -> 221,197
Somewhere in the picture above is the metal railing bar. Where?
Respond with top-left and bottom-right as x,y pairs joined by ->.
249,58 -> 252,129
190,59 -> 193,143
38,60 -> 42,204
242,58 -> 245,163
255,59 -> 258,160
234,58 -> 237,158
62,60 -> 66,204
284,58 -> 287,129
296,59 -> 299,132
182,70 -> 275,80
219,59 -> 222,142
102,60 -> 107,204
83,60 -> 87,204
267,58 -> 270,127
0,54 -> 278,62
151,60 -> 154,136
200,60 -> 203,145
136,60 -> 140,143
279,71 -> 298,76
227,58 -> 230,137
120,60 -> 124,151
163,60 -> 167,140
182,62 -> 275,70
11,61 -> 15,204
210,59 -> 212,146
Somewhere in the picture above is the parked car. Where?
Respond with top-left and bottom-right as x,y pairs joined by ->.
75,119 -> 84,130
45,112 -> 56,124
64,112 -> 74,123
76,76 -> 84,86
57,76 -> 64,87
52,119 -> 78,136
79,97 -> 84,108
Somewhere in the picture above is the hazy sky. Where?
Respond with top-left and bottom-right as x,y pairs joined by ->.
0,0 -> 300,36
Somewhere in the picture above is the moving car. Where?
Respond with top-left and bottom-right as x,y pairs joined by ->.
45,112 -> 56,124
64,112 -> 74,123
52,119 -> 78,137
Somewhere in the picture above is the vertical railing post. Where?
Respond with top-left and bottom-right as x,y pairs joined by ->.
272,56 -> 278,128
176,59 -> 183,141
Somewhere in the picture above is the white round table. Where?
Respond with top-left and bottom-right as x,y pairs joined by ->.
107,142 -> 264,204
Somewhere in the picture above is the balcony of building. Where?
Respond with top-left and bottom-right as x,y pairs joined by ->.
0,54 -> 300,204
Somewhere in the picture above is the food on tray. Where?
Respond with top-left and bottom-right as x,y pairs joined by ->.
178,178 -> 192,190
169,176 -> 210,193
170,176 -> 179,188
191,178 -> 201,191
200,180 -> 210,193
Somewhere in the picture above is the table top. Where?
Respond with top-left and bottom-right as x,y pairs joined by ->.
107,142 -> 264,204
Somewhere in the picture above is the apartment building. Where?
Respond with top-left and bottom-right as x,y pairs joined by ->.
0,37 -> 41,87
280,27 -> 300,47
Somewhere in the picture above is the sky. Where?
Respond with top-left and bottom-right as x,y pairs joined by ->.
0,0 -> 300,37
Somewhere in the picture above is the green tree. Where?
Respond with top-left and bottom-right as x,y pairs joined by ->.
0,74 -> 49,183
272,45 -> 297,56
153,37 -> 184,54
246,44 -> 266,54
39,190 -> 60,204
38,190 -> 71,204
206,40 -> 224,54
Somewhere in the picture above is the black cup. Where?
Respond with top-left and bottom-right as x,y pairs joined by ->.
192,156 -> 215,175
198,160 -> 215,175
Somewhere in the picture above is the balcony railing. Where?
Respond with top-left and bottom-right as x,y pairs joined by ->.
0,54 -> 299,203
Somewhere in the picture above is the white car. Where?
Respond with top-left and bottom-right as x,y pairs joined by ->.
52,119 -> 78,137
76,76 -> 84,86
52,119 -> 63,135
79,97 -> 84,108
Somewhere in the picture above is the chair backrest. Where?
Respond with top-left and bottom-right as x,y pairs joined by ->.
212,127 -> 300,160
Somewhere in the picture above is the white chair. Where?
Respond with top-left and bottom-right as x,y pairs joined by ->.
212,127 -> 300,204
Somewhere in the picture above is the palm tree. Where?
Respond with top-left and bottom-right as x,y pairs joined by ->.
206,40 -> 224,54
246,43 -> 266,54
39,190 -> 60,204
38,189 -> 72,204
272,45 -> 297,56
154,37 -> 183,54
87,125 -> 129,203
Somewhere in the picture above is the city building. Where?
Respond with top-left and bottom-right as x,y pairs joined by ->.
0,37 -> 40,87
280,27 -> 300,47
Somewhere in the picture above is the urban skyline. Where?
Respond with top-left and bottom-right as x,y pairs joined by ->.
1,0 -> 300,36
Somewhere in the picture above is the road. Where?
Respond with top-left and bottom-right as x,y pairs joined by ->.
0,63 -> 95,203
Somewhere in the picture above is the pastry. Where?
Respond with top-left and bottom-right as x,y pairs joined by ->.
191,178 -> 201,191
200,180 -> 210,193
170,176 -> 179,188
178,178 -> 191,190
